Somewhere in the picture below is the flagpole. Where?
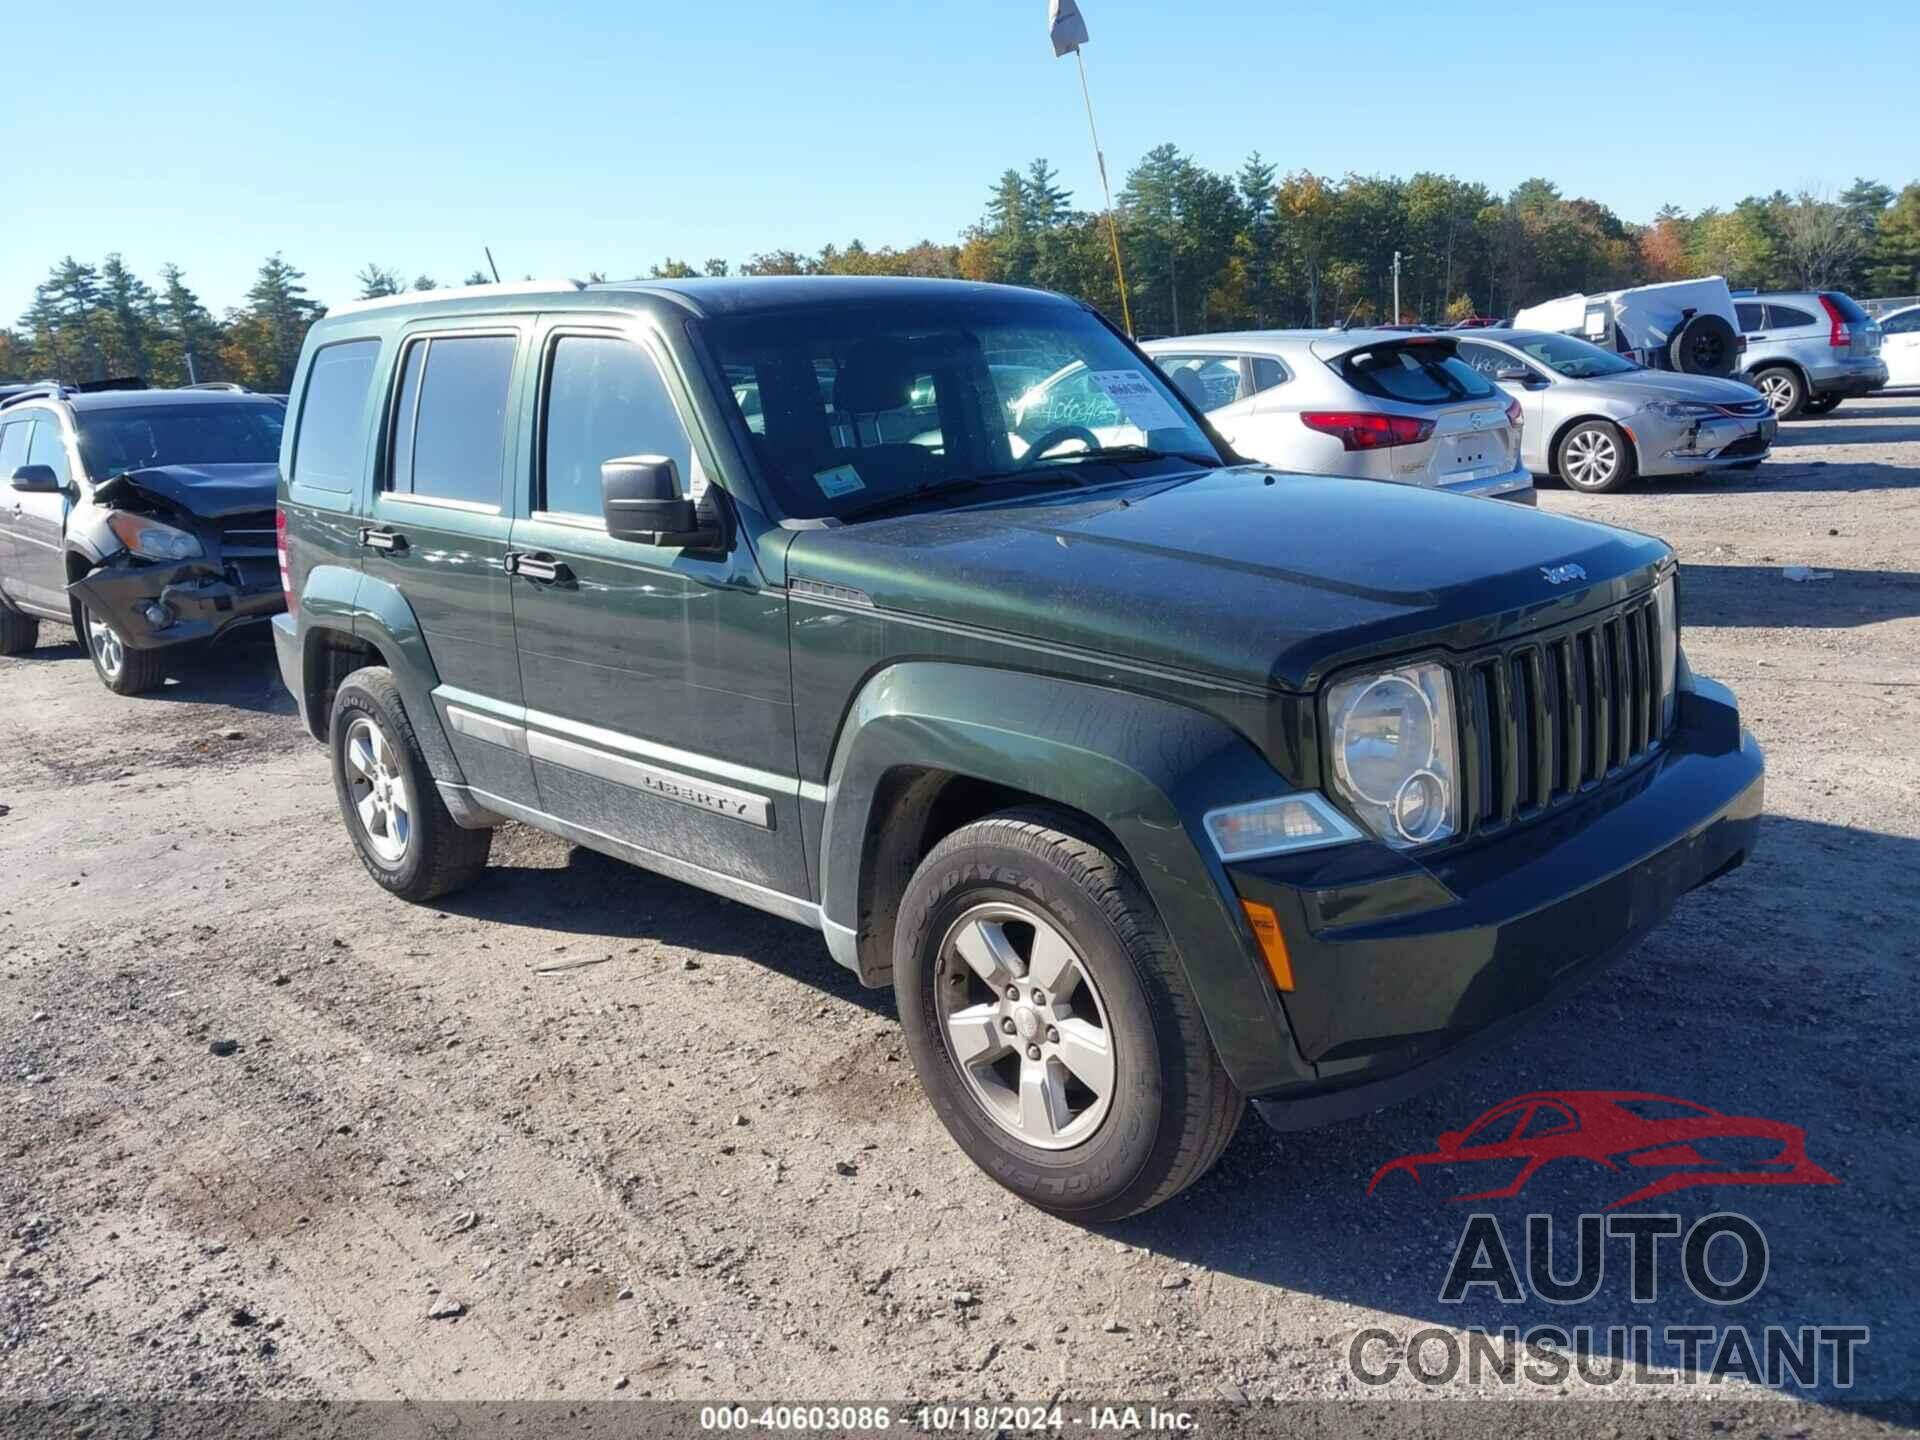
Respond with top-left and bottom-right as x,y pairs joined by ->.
1072,46 -> 1133,337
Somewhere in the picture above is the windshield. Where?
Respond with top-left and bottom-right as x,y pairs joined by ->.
702,299 -> 1221,521
75,402 -> 285,476
1507,332 -> 1641,379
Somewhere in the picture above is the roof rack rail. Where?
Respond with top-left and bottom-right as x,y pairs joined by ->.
69,376 -> 149,393
0,381 -> 67,410
326,278 -> 586,318
182,381 -> 251,392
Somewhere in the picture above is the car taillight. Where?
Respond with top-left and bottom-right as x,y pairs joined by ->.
276,506 -> 295,616
1300,411 -> 1436,451
1818,293 -> 1851,349
1505,397 -> 1523,430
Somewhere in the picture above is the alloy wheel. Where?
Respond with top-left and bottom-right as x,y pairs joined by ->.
1758,373 -> 1796,417
1563,429 -> 1619,489
86,611 -> 125,680
344,715 -> 414,864
934,901 -> 1116,1150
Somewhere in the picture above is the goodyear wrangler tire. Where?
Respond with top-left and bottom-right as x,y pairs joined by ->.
330,667 -> 491,902
895,807 -> 1242,1220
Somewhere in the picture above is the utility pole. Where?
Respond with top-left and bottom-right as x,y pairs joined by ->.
1392,250 -> 1402,323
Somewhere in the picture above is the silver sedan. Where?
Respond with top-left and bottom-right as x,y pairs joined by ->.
1452,330 -> 1775,493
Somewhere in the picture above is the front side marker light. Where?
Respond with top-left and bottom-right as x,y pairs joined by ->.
1203,793 -> 1362,862
1241,900 -> 1294,992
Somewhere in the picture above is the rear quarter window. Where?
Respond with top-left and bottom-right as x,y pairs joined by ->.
290,339 -> 381,493
1337,345 -> 1495,404
1768,304 -> 1817,329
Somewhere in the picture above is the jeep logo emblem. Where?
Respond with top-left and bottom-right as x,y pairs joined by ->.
1540,562 -> 1588,586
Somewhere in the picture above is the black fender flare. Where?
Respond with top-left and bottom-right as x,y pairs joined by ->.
815,661 -> 1318,1094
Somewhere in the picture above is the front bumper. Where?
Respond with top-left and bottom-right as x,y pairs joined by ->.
1632,411 -> 1776,476
1228,679 -> 1763,1130
68,557 -> 284,651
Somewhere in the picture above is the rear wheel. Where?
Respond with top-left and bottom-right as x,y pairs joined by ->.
1754,366 -> 1805,420
894,808 -> 1243,1220
1556,420 -> 1636,493
330,667 -> 491,902
0,606 -> 38,656
77,601 -> 164,695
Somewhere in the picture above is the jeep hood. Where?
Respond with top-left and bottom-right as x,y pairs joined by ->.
785,467 -> 1671,693
92,463 -> 279,519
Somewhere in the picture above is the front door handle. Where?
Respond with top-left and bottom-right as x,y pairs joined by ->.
506,551 -> 572,583
359,527 -> 407,553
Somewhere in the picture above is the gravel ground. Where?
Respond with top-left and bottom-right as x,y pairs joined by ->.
2,396 -> 1917,1430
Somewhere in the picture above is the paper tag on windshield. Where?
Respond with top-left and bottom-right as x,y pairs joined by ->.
814,463 -> 866,498
1088,370 -> 1184,431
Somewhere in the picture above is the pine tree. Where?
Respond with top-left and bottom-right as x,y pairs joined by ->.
97,254 -> 157,379
1024,159 -> 1071,229
356,264 -> 403,299
156,265 -> 223,386
222,254 -> 320,391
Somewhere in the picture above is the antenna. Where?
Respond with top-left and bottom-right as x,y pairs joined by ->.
484,247 -> 501,284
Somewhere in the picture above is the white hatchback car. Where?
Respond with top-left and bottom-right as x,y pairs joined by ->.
1139,331 -> 1534,503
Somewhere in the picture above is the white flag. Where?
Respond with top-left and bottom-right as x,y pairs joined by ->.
1048,0 -> 1089,57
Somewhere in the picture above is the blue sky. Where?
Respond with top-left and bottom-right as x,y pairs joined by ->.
4,0 -> 1915,319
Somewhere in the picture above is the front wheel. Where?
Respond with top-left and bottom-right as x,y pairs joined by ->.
330,667 -> 491,902
894,808 -> 1243,1220
1801,393 -> 1842,416
1754,366 -> 1805,420
77,600 -> 164,695
1556,420 -> 1636,493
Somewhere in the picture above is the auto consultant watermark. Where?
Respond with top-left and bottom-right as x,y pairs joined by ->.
1349,1089 -> 1864,1394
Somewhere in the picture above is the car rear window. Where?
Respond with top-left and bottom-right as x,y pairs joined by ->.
290,339 -> 380,493
1334,342 -> 1495,405
1819,291 -> 1871,324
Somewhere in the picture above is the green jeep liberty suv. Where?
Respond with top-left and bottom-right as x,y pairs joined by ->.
273,276 -> 1763,1219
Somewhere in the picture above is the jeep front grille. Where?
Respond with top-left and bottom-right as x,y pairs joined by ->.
1459,594 -> 1672,835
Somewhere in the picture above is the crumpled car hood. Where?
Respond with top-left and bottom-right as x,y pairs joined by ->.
93,463 -> 279,519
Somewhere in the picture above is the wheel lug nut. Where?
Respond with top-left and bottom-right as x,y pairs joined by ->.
1047,1027 -> 1059,1044
1031,989 -> 1044,1005
1026,1045 -> 1041,1061
1004,985 -> 1019,1001
1001,1018 -> 1015,1034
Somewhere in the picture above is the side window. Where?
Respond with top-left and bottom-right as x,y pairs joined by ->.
391,334 -> 517,507
542,334 -> 695,519
1157,354 -> 1244,413
1884,309 -> 1920,335
1735,303 -> 1765,332
1518,1103 -> 1577,1140
1250,356 -> 1288,392
1456,342 -> 1506,379
290,339 -> 380,492
26,417 -> 71,483
1770,305 -> 1817,330
0,419 -> 32,478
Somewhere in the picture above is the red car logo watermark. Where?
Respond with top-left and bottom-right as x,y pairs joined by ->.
1368,1090 -> 1838,1210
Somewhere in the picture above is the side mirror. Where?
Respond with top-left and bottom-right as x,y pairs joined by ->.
600,455 -> 718,548
1495,366 -> 1537,385
9,464 -> 62,494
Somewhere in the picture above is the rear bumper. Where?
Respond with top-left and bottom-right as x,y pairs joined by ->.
272,612 -> 313,733
1232,678 -> 1762,1130
67,559 -> 284,651
1807,360 -> 1888,398
1439,460 -> 1535,503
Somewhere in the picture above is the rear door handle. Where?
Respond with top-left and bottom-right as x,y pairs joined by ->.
359,527 -> 407,553
506,551 -> 572,583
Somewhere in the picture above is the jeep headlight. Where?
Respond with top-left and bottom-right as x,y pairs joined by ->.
1326,662 -> 1460,848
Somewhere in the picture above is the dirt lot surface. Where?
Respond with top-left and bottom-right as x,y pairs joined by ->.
3,396 -> 1918,1429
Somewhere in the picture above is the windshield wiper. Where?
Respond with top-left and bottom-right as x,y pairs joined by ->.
1034,444 -> 1223,468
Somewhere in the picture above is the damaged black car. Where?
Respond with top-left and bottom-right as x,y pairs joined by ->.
0,384 -> 286,694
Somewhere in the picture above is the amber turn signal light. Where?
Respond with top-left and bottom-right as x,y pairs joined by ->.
1240,900 -> 1294,992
